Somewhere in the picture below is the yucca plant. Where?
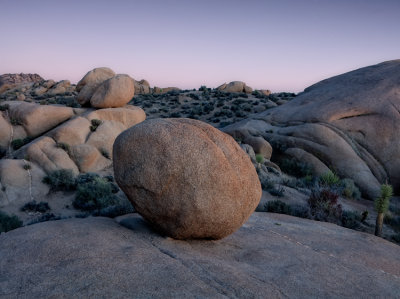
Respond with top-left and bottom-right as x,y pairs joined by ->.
374,184 -> 393,237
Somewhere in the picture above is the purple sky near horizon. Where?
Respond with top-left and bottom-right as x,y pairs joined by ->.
1,0 -> 399,92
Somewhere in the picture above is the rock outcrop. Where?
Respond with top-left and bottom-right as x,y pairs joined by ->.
0,101 -> 146,207
224,60 -> 400,198
76,68 -> 135,108
0,73 -> 43,88
113,118 -> 261,239
217,81 -> 253,93
134,79 -> 151,94
1,213 -> 399,298
76,67 -> 116,106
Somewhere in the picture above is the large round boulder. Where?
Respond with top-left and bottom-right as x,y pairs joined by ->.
113,118 -> 261,240
90,74 -> 135,108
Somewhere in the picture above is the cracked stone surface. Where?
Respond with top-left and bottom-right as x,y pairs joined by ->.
1,212 -> 399,298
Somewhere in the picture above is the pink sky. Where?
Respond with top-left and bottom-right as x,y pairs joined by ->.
1,0 -> 399,92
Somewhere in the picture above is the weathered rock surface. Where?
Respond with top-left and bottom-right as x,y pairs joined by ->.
224,60 -> 400,198
114,118 -> 261,239
217,81 -> 253,93
70,144 -> 111,173
87,120 -> 126,157
8,102 -> 74,137
85,106 -> 146,128
26,136 -> 79,175
1,213 -> 399,298
51,116 -> 91,146
0,159 -> 49,207
90,74 -> 135,108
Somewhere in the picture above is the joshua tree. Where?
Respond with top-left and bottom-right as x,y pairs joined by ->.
374,184 -> 393,237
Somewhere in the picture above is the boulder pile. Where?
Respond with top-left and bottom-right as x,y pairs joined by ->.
113,118 -> 261,239
76,68 -> 135,108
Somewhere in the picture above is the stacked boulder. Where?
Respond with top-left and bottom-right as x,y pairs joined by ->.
0,67 -> 146,208
76,68 -> 136,108
217,81 -> 253,94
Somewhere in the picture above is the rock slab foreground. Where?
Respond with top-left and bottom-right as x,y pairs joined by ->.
1,213 -> 399,298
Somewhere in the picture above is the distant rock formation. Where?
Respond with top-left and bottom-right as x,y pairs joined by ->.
0,73 -> 44,87
224,60 -> 400,198
217,81 -> 253,94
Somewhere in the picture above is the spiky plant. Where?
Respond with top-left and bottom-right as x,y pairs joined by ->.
374,184 -> 393,237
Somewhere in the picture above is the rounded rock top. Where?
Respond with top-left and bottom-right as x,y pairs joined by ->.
113,118 -> 261,240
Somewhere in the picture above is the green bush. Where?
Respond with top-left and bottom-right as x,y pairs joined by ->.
341,178 -> 361,200
269,186 -> 285,197
73,175 -> 117,211
255,154 -> 264,164
90,119 -> 102,132
0,104 -> 9,111
319,170 -> 341,187
341,210 -> 362,229
280,158 -> 313,178
21,200 -> 50,213
56,142 -> 70,154
0,211 -> 22,232
11,137 -> 32,150
42,169 -> 77,191
308,187 -> 342,223
265,200 -> 292,214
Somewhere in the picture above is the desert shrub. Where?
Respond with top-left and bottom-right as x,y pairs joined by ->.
384,214 -> 400,231
279,158 -> 313,178
42,169 -> 77,191
361,210 -> 369,222
23,163 -> 31,170
203,103 -> 214,113
92,197 -> 134,218
269,186 -> 285,197
319,170 -> 341,187
0,211 -> 22,232
55,96 -> 80,108
341,178 -> 361,200
260,177 -> 275,191
56,142 -> 70,154
265,200 -> 292,214
10,118 -> 22,126
290,205 -> 311,219
0,148 -> 5,159
21,200 -> 50,213
391,233 -> 400,244
169,112 -> 181,118
90,119 -> 102,132
241,103 -> 252,112
341,210 -> 362,229
11,137 -> 32,150
73,175 -> 117,211
255,154 -> 264,164
308,187 -> 342,223
0,104 -> 9,111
